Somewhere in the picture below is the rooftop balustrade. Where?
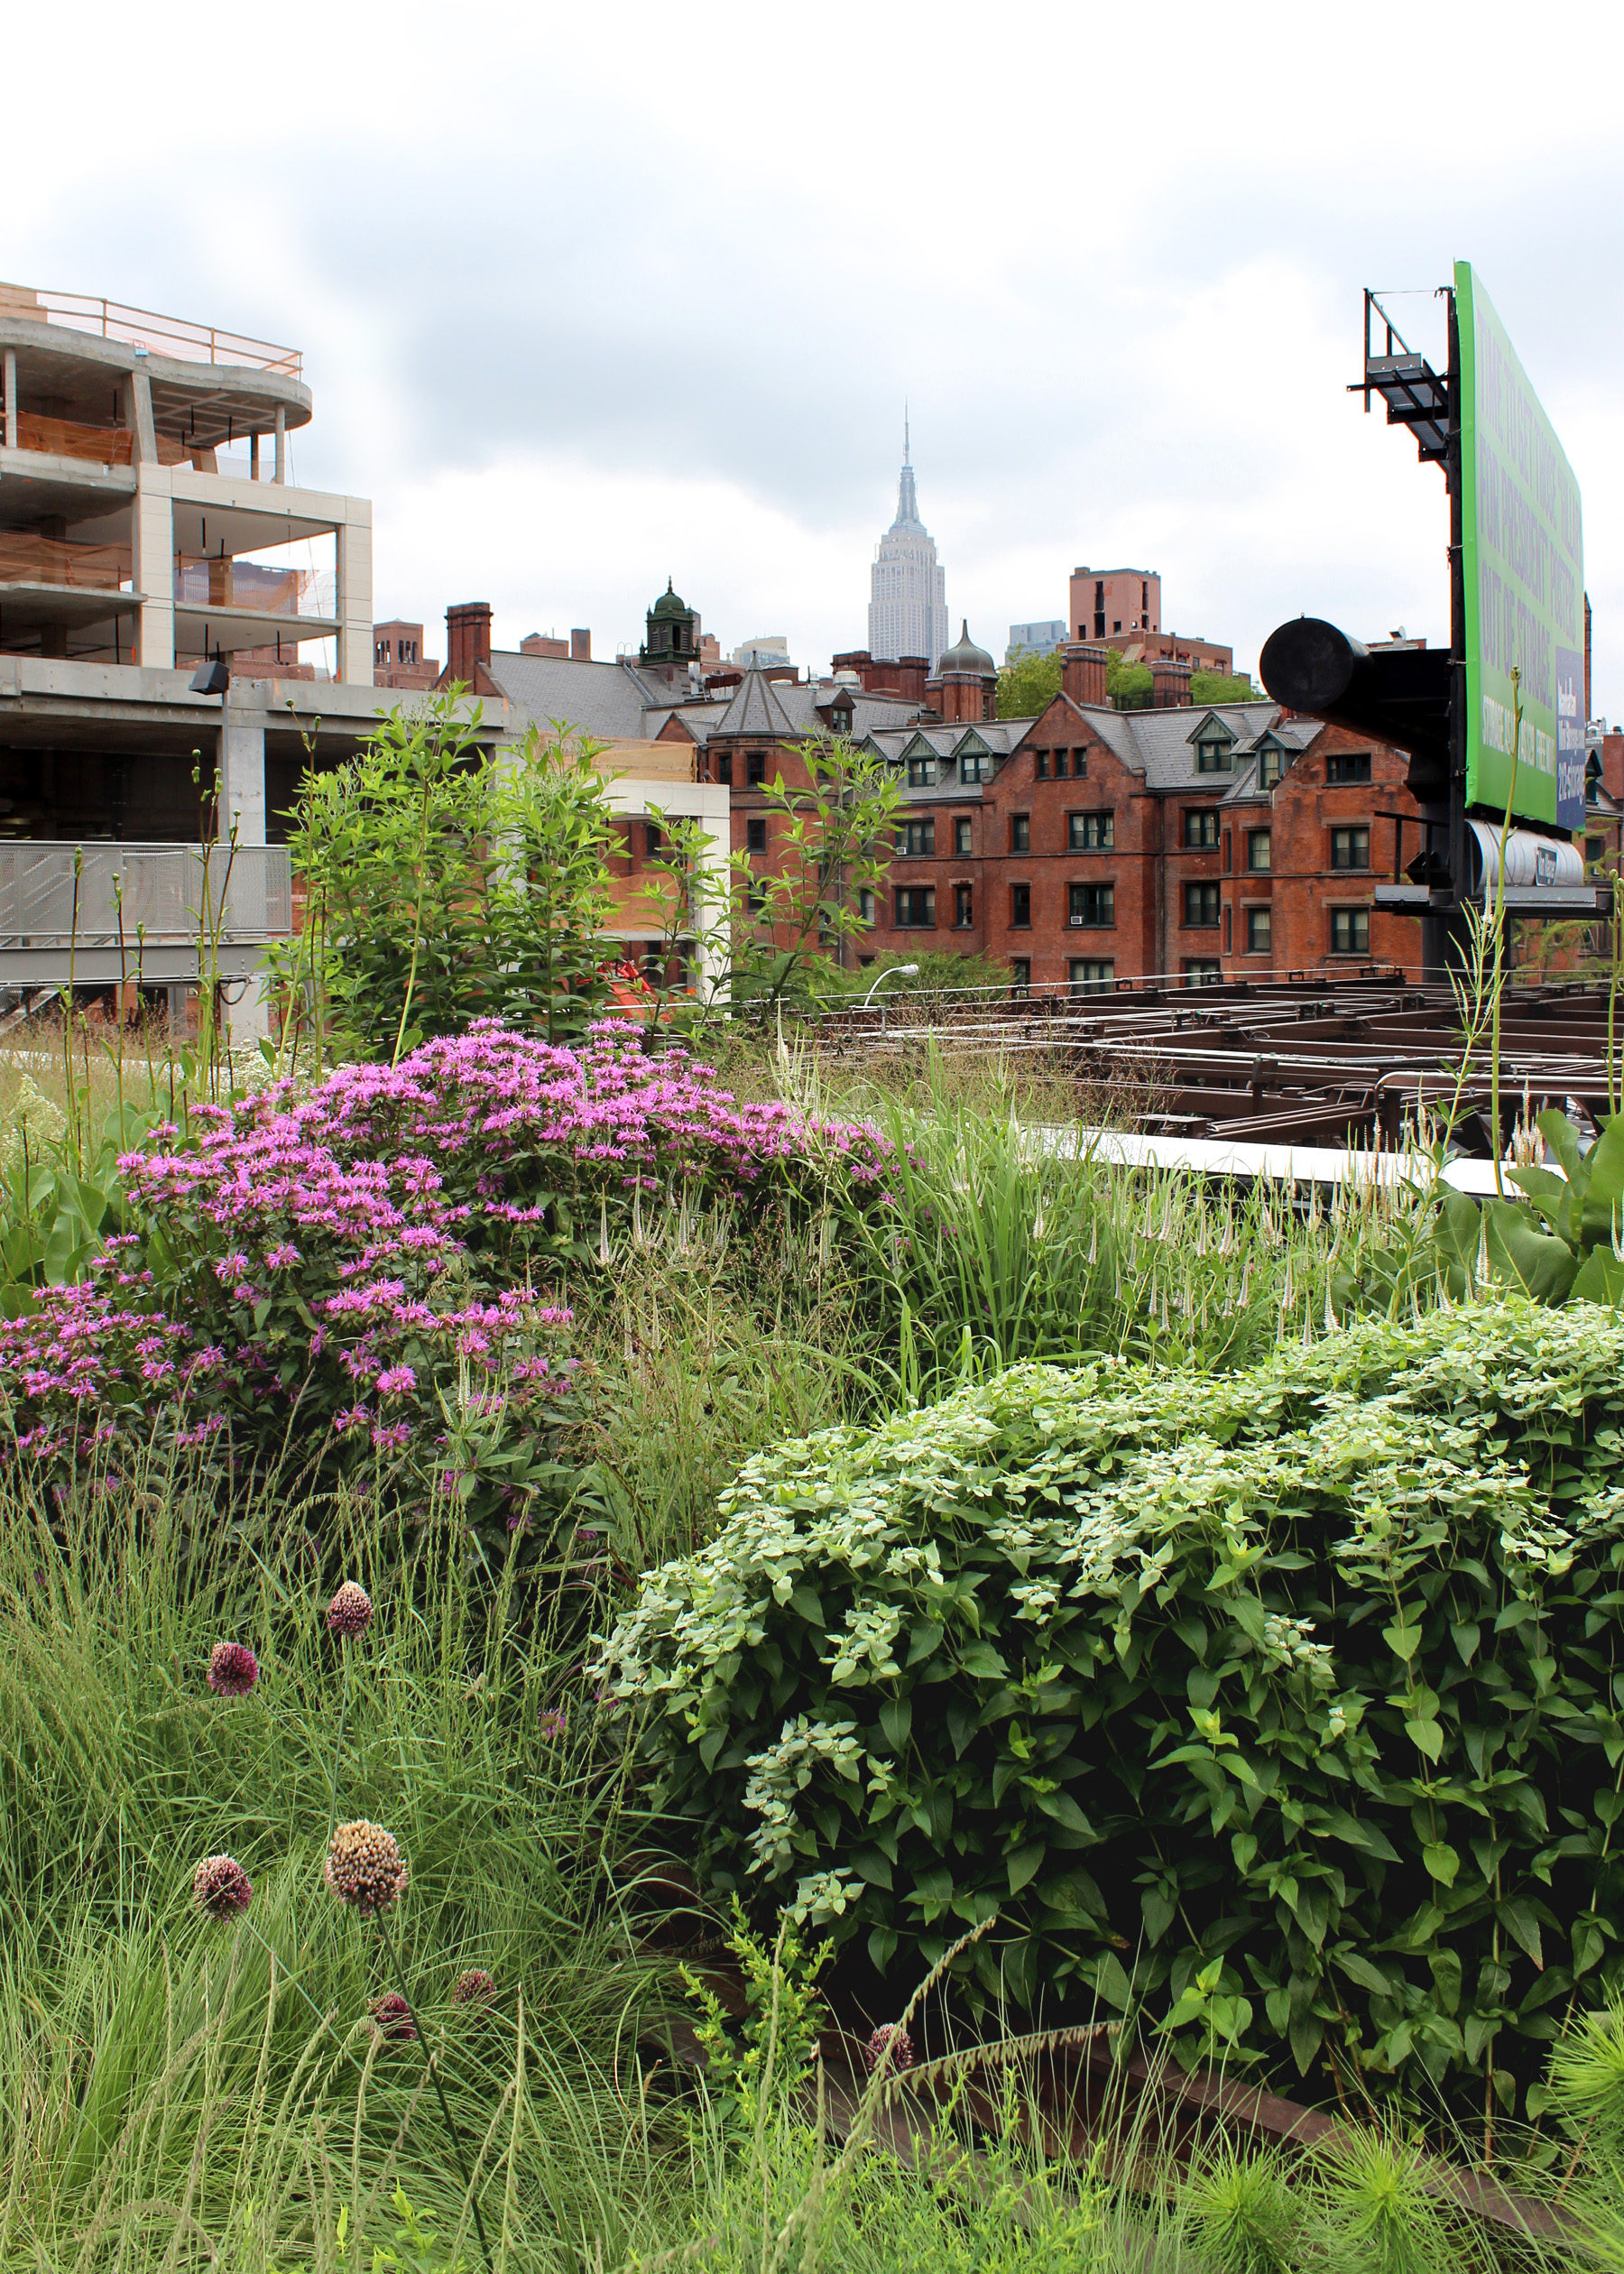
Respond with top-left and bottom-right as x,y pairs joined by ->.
1,285 -> 301,381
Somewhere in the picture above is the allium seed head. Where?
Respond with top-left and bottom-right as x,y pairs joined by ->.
325,1819 -> 409,1916
452,1967 -> 496,2008
865,2024 -> 914,2074
193,1853 -> 254,1919
207,1640 -> 261,1697
368,1991 -> 418,2042
326,1580 -> 373,1637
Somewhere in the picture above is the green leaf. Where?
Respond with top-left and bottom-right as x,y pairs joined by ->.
1406,1717 -> 1446,1764
1032,1789 -> 1091,1834
1382,1621 -> 1423,1663
1005,1842 -> 1046,1896
1498,1898 -> 1545,1969
1093,1953 -> 1134,2011
959,1641 -> 1010,1680
878,1695 -> 912,1753
1140,1887 -> 1176,1945
789,1585 -> 825,1626
1571,1244 -> 1624,1308
1579,1114 -> 1624,1249
1422,1842 -> 1461,1888
1451,1622 -> 1481,1667
1335,1949 -> 1396,1996
1482,1198 -> 1579,1304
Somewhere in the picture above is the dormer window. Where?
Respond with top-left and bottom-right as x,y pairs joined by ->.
1196,735 -> 1233,774
1258,742 -> 1285,788
830,705 -> 852,735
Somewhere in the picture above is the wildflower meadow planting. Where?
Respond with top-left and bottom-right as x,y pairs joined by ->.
5,734 -> 1624,2271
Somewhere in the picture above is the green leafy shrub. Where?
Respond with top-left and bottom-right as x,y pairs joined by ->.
598,1297 -> 1624,2117
1437,1107 -> 1624,1308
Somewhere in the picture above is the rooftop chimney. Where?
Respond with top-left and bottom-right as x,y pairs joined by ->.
1151,659 -> 1194,708
520,632 -> 568,657
446,602 -> 493,687
570,627 -> 592,661
1061,642 -> 1109,708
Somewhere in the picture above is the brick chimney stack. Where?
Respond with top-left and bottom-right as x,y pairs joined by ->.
570,627 -> 592,661
1151,659 -> 1194,708
446,602 -> 494,686
1061,642 -> 1109,708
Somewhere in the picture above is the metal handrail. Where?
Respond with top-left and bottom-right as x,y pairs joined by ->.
3,285 -> 301,381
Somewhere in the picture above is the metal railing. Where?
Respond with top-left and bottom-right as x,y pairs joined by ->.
1,284 -> 301,381
0,843 -> 293,948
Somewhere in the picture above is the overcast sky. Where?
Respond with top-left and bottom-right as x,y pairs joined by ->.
10,0 -> 1622,707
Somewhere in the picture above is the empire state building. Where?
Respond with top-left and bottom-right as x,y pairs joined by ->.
867,428 -> 949,669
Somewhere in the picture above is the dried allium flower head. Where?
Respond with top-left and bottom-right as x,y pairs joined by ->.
368,1990 -> 418,2041
865,2024 -> 914,2074
207,1640 -> 261,1697
325,1819 -> 409,1916
192,1853 -> 254,1919
326,1580 -> 374,1637
365,1992 -> 418,2047
452,1967 -> 496,2008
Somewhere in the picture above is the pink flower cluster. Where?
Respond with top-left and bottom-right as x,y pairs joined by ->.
2,1022 -> 890,1488
0,1277 -> 224,1473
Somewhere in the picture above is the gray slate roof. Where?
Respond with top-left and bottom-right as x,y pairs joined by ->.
1066,699 -> 1318,793
485,652 -> 657,740
488,653 -> 923,750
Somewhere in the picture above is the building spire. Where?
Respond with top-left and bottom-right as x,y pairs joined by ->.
893,409 -> 921,532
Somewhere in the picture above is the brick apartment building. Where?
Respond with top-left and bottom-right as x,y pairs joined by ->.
1067,564 -> 1232,675
430,594 -> 1619,993
706,638 -> 1432,987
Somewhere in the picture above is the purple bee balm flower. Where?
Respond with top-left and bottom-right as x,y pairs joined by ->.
537,1707 -> 567,1741
207,1641 -> 261,1697
193,1853 -> 254,1919
374,1363 -> 417,1398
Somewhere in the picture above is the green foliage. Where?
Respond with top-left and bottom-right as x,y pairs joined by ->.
600,1298 -> 1624,2118
680,1900 -> 832,2138
996,647 -> 1064,721
1436,1108 -> 1624,1309
714,736 -> 904,1014
808,949 -> 1018,1006
0,1093 -> 156,1309
1190,670 -> 1261,706
1312,2127 -> 1472,2274
275,694 -> 620,1058
1181,2142 -> 1303,2274
1107,651 -> 1154,710
840,1084 -> 1442,1396
0,1458 -> 655,2269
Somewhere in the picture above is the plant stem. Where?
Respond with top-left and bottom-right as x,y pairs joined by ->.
328,1640 -> 351,1845
374,1908 -> 493,2274
391,763 -> 434,1067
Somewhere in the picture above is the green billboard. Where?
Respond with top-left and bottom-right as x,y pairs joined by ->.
1457,260 -> 1586,831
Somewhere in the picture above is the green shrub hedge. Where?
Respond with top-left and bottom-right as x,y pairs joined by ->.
598,1298 -> 1624,2115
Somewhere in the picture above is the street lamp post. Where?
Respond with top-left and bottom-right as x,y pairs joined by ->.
862,961 -> 919,1013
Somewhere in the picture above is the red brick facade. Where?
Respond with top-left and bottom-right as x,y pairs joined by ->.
856,698 -> 1430,987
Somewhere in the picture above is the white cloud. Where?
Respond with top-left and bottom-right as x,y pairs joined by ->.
6,0 -> 1623,708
